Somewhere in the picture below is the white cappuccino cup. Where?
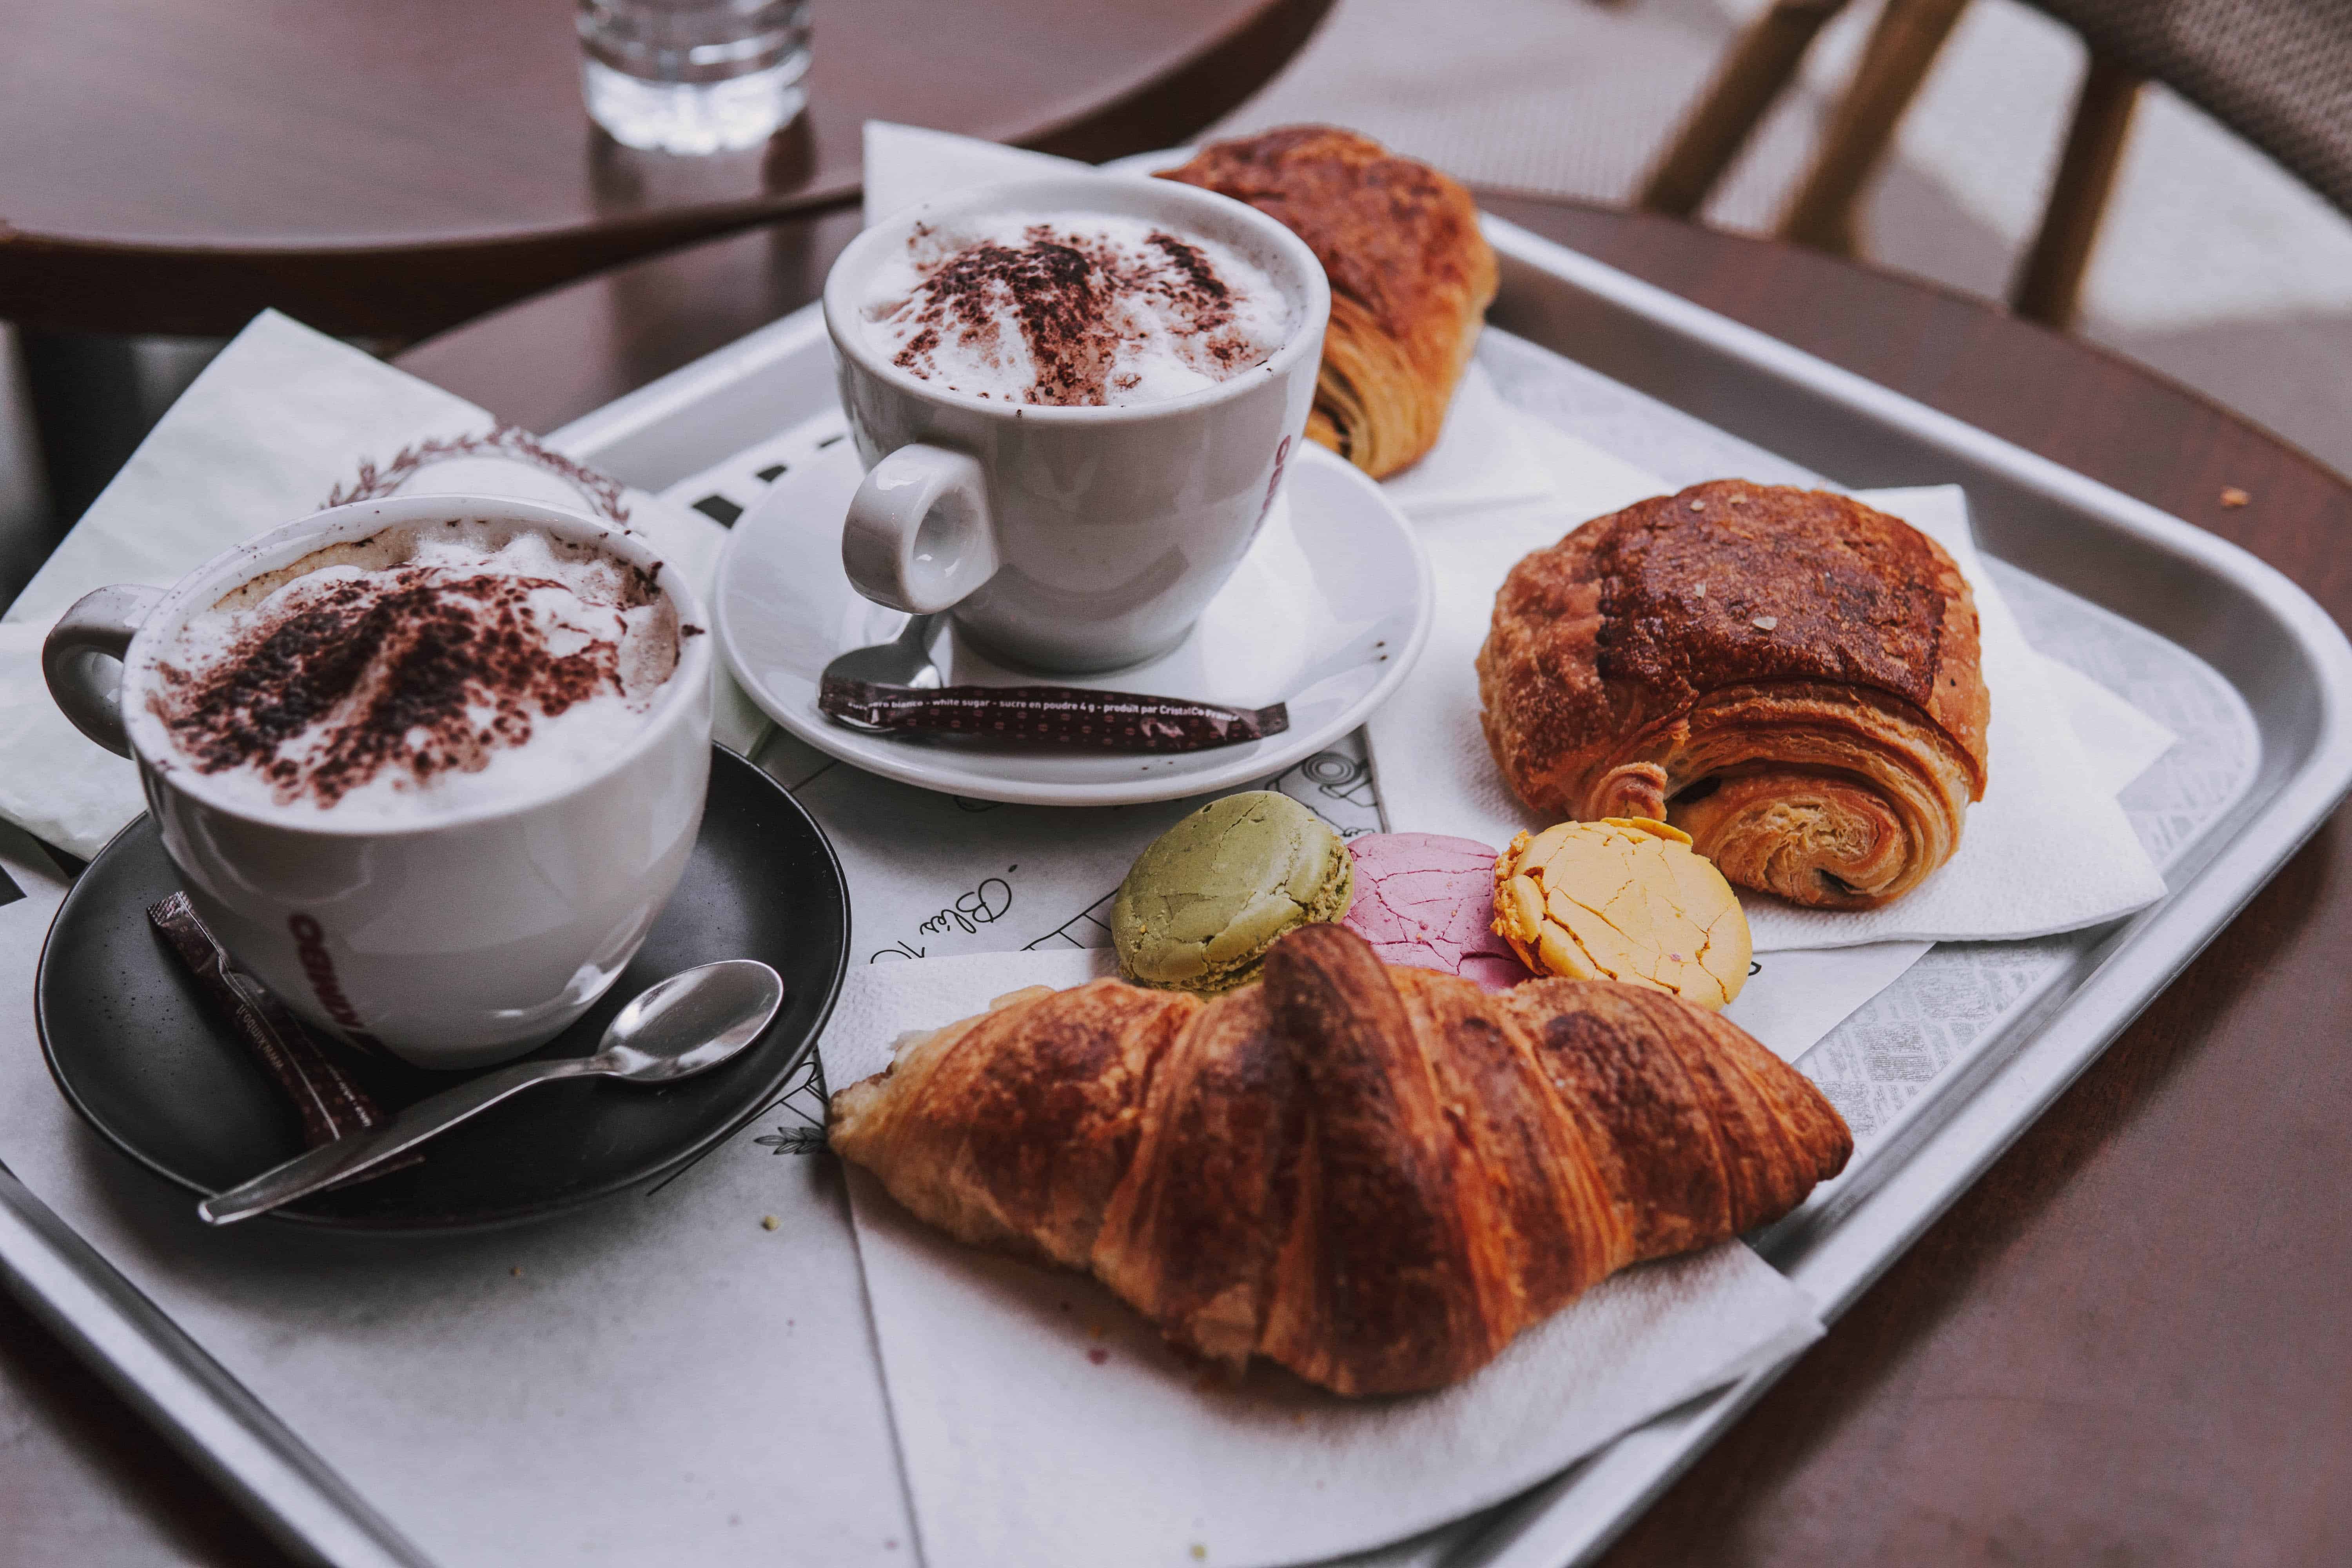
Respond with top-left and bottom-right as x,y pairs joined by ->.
42,495 -> 714,1070
825,174 -> 1331,673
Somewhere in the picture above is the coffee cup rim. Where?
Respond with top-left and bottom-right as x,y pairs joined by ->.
822,172 -> 1332,421
117,494 -> 713,838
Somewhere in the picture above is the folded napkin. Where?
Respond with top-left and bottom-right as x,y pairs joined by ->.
818,947 -> 1824,1568
1376,359 -> 1556,520
0,310 -> 763,858
2046,653 -> 2179,798
861,120 -> 1114,226
1365,417 -> 2171,951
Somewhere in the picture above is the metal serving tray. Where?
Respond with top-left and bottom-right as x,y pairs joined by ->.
4,215 -> 2347,1568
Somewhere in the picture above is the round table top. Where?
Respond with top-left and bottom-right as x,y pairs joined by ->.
0,0 -> 1332,339
9,192 -> 2352,1566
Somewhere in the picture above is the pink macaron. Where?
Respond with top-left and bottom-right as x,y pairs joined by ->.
1341,832 -> 1534,992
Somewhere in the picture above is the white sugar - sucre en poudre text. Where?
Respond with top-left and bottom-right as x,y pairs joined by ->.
860,211 -> 1293,407
150,522 -> 682,823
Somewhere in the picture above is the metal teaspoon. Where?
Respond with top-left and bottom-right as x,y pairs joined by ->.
196,959 -> 787,1227
820,612 -> 945,696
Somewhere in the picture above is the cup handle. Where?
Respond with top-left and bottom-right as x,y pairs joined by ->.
42,584 -> 165,758
840,443 -> 1002,614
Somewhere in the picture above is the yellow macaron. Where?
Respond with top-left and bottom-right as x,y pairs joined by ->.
1492,817 -> 1751,1009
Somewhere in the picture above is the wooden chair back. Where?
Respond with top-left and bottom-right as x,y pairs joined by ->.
1639,0 -> 2352,328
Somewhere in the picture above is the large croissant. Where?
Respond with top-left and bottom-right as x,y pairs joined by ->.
1477,481 -> 1992,909
1161,126 -> 1497,479
829,925 -> 1850,1396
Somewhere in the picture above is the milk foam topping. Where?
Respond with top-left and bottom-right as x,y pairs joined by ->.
859,210 -> 1294,407
150,521 -> 682,822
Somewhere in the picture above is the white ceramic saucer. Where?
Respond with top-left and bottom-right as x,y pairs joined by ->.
713,434 -> 1432,806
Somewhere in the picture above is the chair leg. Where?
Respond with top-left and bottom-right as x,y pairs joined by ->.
1637,0 -> 1853,218
2011,52 -> 2143,330
1778,0 -> 1971,255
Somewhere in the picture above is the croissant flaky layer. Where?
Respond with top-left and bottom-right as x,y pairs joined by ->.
828,926 -> 1851,1396
1477,481 -> 1992,909
1162,126 -> 1497,479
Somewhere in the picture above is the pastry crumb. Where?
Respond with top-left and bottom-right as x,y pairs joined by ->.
760,1214 -> 779,1231
510,1266 -> 523,1278
1190,1547 -> 1207,1561
1087,1347 -> 1110,1365
2220,486 -> 2251,507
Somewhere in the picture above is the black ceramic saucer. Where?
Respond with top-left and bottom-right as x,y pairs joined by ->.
34,746 -> 848,1231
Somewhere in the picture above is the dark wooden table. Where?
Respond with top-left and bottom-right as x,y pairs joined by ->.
9,192 -> 2352,1566
0,0 -> 1331,341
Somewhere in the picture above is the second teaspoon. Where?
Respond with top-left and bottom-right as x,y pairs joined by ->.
196,959 -> 786,1227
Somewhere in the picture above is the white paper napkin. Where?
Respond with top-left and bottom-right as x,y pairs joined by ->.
1366,419 -> 2170,951
2046,653 -> 2178,797
861,120 -> 1106,226
1375,360 -> 1556,520
0,310 -> 764,858
819,947 -> 1824,1568
1727,940 -> 1929,1062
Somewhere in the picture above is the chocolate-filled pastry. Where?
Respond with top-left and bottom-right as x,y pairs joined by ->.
829,924 -> 1851,1396
1161,126 -> 1496,479
1477,481 -> 1991,909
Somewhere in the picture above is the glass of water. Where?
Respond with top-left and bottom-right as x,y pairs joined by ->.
578,0 -> 811,156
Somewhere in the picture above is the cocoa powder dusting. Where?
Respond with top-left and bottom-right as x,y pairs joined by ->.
889,223 -> 1261,405
159,564 -> 658,808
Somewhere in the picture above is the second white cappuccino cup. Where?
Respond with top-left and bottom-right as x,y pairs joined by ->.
40,496 -> 714,1070
824,174 -> 1331,673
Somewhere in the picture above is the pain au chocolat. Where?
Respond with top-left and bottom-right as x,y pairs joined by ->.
1476,481 -> 1991,910
1161,126 -> 1495,479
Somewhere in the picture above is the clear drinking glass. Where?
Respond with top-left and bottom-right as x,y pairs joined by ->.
577,0 -> 811,156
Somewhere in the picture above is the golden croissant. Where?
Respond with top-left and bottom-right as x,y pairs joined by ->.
1162,126 -> 1496,479
829,924 -> 1851,1396
1477,480 -> 1992,909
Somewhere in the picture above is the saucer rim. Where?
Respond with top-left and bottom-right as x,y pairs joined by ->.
713,441 -> 1435,807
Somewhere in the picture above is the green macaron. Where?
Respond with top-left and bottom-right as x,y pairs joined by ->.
1112,790 -> 1356,995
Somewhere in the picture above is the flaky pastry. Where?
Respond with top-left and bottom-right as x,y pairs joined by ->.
1161,126 -> 1496,479
829,924 -> 1849,1396
1476,481 -> 1990,909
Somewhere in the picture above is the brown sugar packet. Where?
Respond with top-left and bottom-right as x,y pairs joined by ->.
820,678 -> 1287,752
148,893 -> 396,1150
